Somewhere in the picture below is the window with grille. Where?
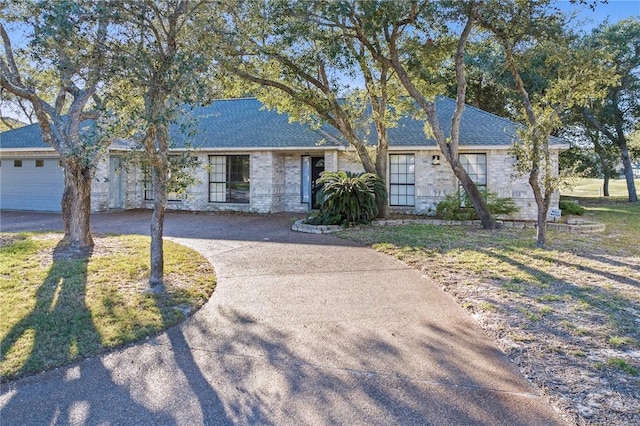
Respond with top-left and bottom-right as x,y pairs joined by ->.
389,154 -> 415,206
459,153 -> 487,206
209,155 -> 250,203
142,158 -> 182,201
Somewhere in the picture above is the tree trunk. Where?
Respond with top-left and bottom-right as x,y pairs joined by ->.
61,161 -> 94,251
535,200 -> 550,249
620,144 -> 638,202
529,168 -> 552,249
387,60 -> 496,229
375,129 -> 389,219
149,165 -> 167,289
591,130 -> 611,197
379,16 -> 495,230
452,159 -> 497,229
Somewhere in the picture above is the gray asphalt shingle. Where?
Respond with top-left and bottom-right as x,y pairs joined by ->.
0,97 -> 563,150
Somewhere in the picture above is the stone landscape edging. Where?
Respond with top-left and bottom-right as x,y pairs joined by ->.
291,218 -> 605,234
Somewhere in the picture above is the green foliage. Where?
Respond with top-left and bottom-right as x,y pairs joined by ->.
308,171 -> 386,225
435,193 -> 477,221
304,210 -> 343,227
436,190 -> 519,221
215,0 -> 416,177
559,200 -> 586,216
606,358 -> 639,376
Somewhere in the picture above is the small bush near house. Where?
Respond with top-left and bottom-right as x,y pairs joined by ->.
435,190 -> 519,221
559,200 -> 586,216
306,171 -> 386,226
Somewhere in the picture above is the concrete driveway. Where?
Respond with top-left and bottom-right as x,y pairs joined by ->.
0,210 -> 566,425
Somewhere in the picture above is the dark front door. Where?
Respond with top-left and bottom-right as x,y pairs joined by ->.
311,157 -> 325,209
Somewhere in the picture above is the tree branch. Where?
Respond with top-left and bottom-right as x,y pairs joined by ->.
583,107 -> 619,143
450,11 -> 475,158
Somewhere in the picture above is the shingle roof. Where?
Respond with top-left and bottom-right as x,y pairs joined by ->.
171,98 -> 340,149
0,119 -> 50,149
0,97 -> 565,150
388,97 -> 564,147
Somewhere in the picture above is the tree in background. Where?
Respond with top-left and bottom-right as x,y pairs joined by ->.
559,123 -> 620,196
445,38 -> 516,120
581,18 -> 639,202
0,1 -> 114,251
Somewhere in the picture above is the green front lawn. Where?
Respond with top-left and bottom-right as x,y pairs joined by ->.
0,233 -> 216,382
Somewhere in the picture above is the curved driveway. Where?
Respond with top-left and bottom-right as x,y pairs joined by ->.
0,211 -> 566,425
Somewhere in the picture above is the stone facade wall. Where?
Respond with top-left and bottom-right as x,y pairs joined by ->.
94,147 -> 561,221
91,156 -> 110,212
337,150 -> 366,173
250,151 -> 275,212
283,154 -> 309,213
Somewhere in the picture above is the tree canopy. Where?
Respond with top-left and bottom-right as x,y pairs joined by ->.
1,0 -> 116,251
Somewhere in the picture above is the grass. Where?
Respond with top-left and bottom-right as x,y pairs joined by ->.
339,194 -> 640,423
561,177 -> 639,198
606,358 -> 640,376
0,233 -> 216,382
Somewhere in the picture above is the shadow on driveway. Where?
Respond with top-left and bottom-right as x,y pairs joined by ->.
0,210 -> 567,425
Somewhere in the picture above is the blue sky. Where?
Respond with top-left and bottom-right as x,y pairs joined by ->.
558,0 -> 639,30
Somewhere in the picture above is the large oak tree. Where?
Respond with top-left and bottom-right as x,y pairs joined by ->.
0,1 -> 114,252
581,18 -> 639,202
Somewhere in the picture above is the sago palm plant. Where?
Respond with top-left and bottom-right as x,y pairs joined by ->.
313,171 -> 387,225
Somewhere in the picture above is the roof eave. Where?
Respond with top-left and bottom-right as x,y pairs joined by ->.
164,145 -> 346,152
0,147 -> 56,152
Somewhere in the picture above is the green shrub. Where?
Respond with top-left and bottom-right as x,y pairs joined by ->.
559,200 -> 586,216
436,193 -> 477,221
304,210 -> 342,226
436,190 -> 519,221
306,171 -> 386,225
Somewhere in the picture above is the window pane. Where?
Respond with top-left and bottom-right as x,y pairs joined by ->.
389,154 -> 415,206
209,183 -> 226,202
229,182 -> 250,203
460,153 -> 486,186
301,156 -> 311,203
209,155 -> 250,203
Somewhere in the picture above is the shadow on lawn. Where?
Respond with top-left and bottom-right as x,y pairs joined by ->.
1,239 -> 230,424
575,252 -> 640,274
476,246 -> 638,315
1,241 -> 101,380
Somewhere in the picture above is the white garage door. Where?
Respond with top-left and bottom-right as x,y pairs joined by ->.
0,158 -> 64,211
